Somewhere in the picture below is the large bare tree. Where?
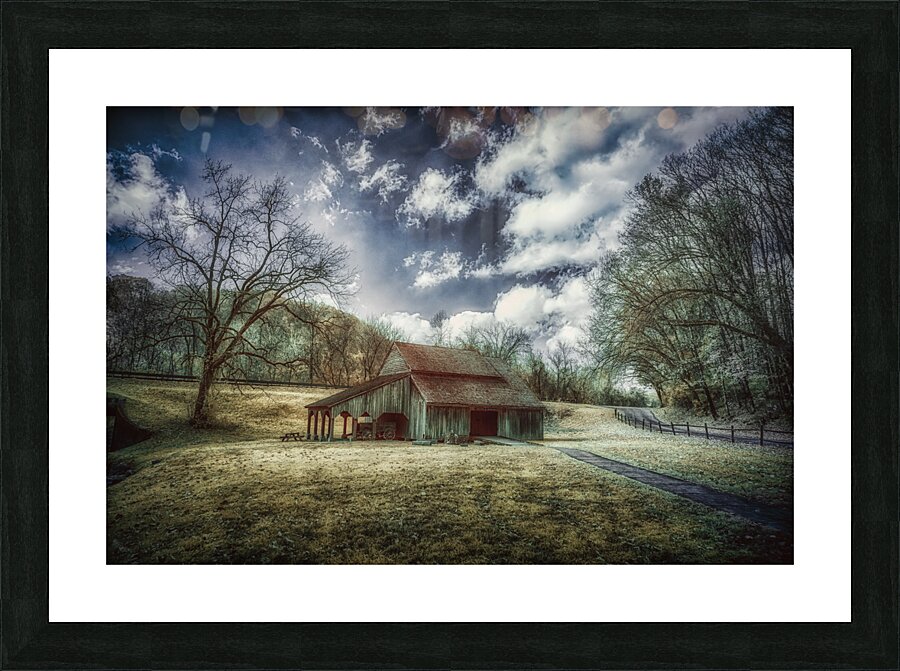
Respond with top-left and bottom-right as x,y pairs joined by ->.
129,159 -> 353,424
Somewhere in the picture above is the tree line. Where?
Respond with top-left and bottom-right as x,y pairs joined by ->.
586,108 -> 793,420
108,274 -> 650,412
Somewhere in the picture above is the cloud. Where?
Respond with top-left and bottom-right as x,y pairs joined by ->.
471,109 -> 678,276
546,323 -> 587,351
405,250 -> 466,289
303,160 -> 343,203
444,310 -> 496,339
381,311 -> 433,343
149,144 -> 182,161
397,168 -> 476,227
357,107 -> 407,136
106,151 -> 187,232
358,160 -> 408,202
493,284 -> 552,330
340,139 -> 374,174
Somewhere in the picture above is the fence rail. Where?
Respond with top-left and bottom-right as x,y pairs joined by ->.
107,370 -> 345,389
614,409 -> 793,447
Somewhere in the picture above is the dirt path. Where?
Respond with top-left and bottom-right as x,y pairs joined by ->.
554,446 -> 793,532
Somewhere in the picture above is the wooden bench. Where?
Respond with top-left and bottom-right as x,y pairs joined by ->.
280,431 -> 303,442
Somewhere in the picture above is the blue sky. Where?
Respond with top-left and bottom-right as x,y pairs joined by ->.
107,106 -> 754,352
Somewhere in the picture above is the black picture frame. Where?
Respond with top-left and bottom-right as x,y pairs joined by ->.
2,2 -> 896,668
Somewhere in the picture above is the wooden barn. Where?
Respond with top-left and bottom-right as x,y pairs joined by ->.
305,342 -> 544,442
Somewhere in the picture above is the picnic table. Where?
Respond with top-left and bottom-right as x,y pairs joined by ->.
281,431 -> 303,442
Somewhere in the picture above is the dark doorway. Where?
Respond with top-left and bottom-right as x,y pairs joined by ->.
376,412 -> 408,440
470,410 -> 498,436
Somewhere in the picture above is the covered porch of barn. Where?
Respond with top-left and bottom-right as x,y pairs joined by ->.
303,372 -> 421,442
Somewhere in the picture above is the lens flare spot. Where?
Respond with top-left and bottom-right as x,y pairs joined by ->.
238,107 -> 257,125
657,107 -> 678,129
180,107 -> 200,131
257,107 -> 282,129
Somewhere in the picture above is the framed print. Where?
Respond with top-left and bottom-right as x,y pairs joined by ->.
3,1 -> 897,669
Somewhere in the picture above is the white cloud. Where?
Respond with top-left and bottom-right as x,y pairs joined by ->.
359,160 -> 408,202
499,232 -> 605,276
380,311 -> 433,343
303,160 -> 344,203
543,276 -> 592,326
357,107 -> 407,136
106,152 -> 187,231
493,284 -> 552,330
546,324 -> 587,351
406,250 -> 465,289
444,310 -> 496,339
397,168 -> 476,227
340,139 -> 374,174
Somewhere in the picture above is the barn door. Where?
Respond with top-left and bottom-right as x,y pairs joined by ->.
470,410 -> 498,436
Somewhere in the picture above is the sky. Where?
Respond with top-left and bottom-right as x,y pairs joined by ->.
107,106 -> 754,353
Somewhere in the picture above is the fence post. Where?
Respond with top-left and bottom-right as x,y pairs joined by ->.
642,418 -> 645,430
671,422 -> 676,435
704,422 -> 709,440
731,425 -> 735,443
686,422 -> 691,437
659,420 -> 663,434
760,422 -> 764,446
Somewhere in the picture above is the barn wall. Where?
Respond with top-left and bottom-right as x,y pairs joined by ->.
425,406 -> 470,439
379,347 -> 409,375
330,377 -> 425,439
498,408 -> 544,440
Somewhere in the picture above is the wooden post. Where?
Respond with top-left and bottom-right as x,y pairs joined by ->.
686,422 -> 690,437
306,411 -> 312,440
642,418 -> 645,430
328,414 -> 334,442
343,414 -> 349,439
659,420 -> 663,434
671,422 -> 676,435
731,425 -> 735,443
760,422 -> 764,446
313,412 -> 319,440
704,422 -> 709,440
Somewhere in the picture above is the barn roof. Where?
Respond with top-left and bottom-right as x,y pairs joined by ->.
410,372 -> 542,408
392,342 -> 502,378
304,372 -> 408,409
306,343 -> 544,411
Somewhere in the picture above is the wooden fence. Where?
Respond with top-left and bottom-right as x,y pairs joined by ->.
614,409 -> 793,447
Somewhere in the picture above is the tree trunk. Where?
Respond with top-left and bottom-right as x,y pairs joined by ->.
192,364 -> 215,426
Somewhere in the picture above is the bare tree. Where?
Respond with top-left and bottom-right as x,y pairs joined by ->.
428,309 -> 450,346
456,321 -> 531,365
129,159 -> 353,425
357,317 -> 406,379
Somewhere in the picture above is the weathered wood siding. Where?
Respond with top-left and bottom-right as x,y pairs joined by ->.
498,408 -> 544,440
425,406 -> 470,439
379,347 -> 409,375
330,377 -> 426,439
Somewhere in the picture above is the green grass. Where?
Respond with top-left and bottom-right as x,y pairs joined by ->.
542,402 -> 793,507
107,379 -> 793,564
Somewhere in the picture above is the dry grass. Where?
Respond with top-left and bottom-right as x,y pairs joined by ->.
542,402 -> 793,507
107,379 -> 792,564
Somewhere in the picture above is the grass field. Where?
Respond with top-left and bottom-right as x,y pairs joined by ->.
107,378 -> 793,564
542,403 -> 793,507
